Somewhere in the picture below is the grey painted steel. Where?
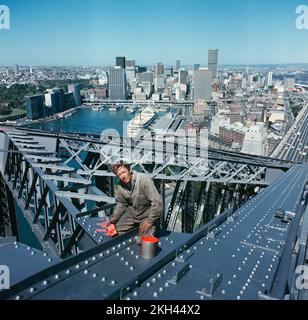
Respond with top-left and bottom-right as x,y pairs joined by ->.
1,164 -> 307,300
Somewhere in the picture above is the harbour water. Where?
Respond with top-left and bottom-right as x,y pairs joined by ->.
27,107 -> 135,135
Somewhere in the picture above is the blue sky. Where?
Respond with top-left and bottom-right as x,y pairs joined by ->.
0,0 -> 307,66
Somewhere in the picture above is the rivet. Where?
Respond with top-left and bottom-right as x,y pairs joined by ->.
101,277 -> 106,282
65,270 -> 71,274
153,292 -> 158,297
92,273 -> 97,278
54,274 -> 60,280
111,280 -> 116,286
43,280 -> 48,286
84,270 -> 89,275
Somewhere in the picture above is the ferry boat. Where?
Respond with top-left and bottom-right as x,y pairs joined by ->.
92,105 -> 103,111
126,108 -> 157,138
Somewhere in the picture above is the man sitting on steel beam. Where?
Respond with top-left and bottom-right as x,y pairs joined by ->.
105,160 -> 163,241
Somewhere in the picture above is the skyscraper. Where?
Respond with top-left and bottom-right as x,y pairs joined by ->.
154,63 -> 164,77
126,60 -> 135,68
13,64 -> 19,74
116,56 -> 126,69
267,72 -> 273,86
193,69 -> 212,100
208,49 -> 218,80
179,69 -> 188,85
25,95 -> 44,120
68,84 -> 81,106
176,59 -> 181,71
109,67 -> 127,100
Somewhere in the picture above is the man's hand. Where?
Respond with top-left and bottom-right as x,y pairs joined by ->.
101,217 -> 116,228
139,218 -> 152,235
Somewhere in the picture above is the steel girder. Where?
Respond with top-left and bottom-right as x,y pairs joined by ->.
51,134 -> 292,186
2,131 -> 116,258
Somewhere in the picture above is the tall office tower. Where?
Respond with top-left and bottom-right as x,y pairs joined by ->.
267,72 -> 273,86
116,56 -> 126,69
154,75 -> 165,92
64,92 -> 76,109
126,67 -> 136,85
208,49 -> 218,80
176,59 -> 181,71
179,69 -> 188,85
45,91 -> 57,116
13,64 -> 19,74
136,66 -> 147,73
165,66 -> 173,77
193,69 -> 212,100
53,88 -> 66,112
154,63 -> 164,77
109,67 -> 127,100
25,95 -> 44,120
68,84 -> 81,106
139,71 -> 154,84
126,60 -> 135,68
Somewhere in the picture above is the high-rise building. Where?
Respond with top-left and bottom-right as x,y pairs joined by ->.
179,69 -> 188,85
44,88 -> 66,114
208,49 -> 218,80
25,95 -> 44,120
193,69 -> 212,100
68,84 -> 81,106
13,64 -> 19,74
126,67 -> 136,85
154,75 -> 165,93
139,71 -> 154,84
165,66 -> 173,77
53,88 -> 66,112
136,66 -> 147,73
176,59 -> 181,71
126,60 -> 135,68
65,92 -> 76,110
109,67 -> 127,100
116,56 -> 126,69
267,72 -> 273,86
45,91 -> 57,116
154,63 -> 164,77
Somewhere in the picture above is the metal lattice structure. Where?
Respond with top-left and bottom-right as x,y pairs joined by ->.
0,128 -> 294,260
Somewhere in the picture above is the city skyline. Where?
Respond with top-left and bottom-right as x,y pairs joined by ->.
0,0 -> 308,66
